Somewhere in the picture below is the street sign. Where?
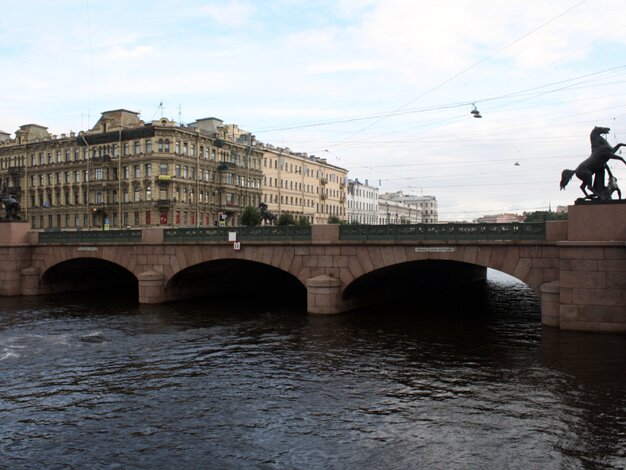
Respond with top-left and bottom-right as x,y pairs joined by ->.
233,241 -> 241,251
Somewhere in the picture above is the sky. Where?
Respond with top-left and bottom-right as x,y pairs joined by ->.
2,0 -> 626,221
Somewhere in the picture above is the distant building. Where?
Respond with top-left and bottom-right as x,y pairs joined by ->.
379,191 -> 438,223
347,178 -> 378,224
475,213 -> 524,223
378,193 -> 421,224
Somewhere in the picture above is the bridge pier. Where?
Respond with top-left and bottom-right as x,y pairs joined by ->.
20,267 -> 40,296
540,281 -> 560,328
306,274 -> 355,315
138,271 -> 166,304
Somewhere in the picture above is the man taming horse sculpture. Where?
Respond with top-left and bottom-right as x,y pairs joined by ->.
560,126 -> 626,201
0,182 -> 21,221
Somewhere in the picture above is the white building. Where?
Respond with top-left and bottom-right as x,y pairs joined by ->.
347,178 -> 378,224
378,194 -> 422,224
380,191 -> 438,223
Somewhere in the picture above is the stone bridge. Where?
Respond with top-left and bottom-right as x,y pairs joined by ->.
1,203 -> 625,334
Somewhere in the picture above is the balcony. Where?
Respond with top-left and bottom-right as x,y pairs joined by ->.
218,162 -> 237,171
320,177 -> 328,185
320,193 -> 327,200
158,199 -> 171,207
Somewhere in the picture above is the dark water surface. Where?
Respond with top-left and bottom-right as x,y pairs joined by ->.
1,273 -> 625,469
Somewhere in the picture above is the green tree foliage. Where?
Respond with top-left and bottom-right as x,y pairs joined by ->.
240,206 -> 262,226
327,215 -> 345,224
523,210 -> 568,223
277,213 -> 296,226
296,216 -> 311,226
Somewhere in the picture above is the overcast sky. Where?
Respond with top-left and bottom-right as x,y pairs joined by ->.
2,0 -> 626,220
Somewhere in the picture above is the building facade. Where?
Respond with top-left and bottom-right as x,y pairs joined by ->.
377,195 -> 422,224
347,178 -> 378,224
380,191 -> 438,223
0,109 -> 263,229
259,145 -> 348,224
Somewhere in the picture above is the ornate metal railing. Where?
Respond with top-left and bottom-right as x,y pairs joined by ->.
39,229 -> 142,244
164,225 -> 312,242
339,223 -> 546,241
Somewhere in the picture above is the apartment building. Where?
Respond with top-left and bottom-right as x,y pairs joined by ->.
260,144 -> 348,224
347,178 -> 379,224
0,109 -> 263,229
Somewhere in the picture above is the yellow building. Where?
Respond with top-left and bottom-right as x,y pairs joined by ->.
259,144 -> 348,224
0,109 -> 263,229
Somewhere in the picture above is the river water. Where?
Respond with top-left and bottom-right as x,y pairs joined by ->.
1,272 -> 625,469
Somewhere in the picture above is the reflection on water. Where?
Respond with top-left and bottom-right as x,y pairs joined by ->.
0,272 -> 625,469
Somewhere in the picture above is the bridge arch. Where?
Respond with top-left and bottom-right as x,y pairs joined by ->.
162,258 -> 306,305
342,259 -> 489,306
339,244 -> 549,296
39,257 -> 138,295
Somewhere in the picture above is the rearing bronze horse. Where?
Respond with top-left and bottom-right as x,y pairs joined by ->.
560,126 -> 626,200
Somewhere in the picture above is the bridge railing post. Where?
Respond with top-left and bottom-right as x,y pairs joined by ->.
311,224 -> 339,243
141,227 -> 164,244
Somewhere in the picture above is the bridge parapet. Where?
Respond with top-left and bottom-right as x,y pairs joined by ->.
339,222 -> 546,241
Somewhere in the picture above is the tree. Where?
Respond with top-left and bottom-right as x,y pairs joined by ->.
523,210 -> 568,223
327,215 -> 345,224
277,213 -> 296,225
296,216 -> 311,226
240,206 -> 261,226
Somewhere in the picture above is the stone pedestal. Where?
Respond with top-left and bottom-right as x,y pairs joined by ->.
138,271 -> 166,304
555,202 -> 626,333
0,221 -> 30,245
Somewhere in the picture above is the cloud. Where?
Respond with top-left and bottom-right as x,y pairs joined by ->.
194,0 -> 256,27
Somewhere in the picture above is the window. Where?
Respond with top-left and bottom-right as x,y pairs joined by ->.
134,188 -> 141,202
133,165 -> 140,178
164,140 -> 170,152
134,141 -> 140,154
123,143 -> 129,156
175,165 -> 181,177
144,164 -> 152,176
123,166 -> 129,179
145,185 -> 152,200
159,163 -> 168,175
145,139 -> 152,153
95,168 -> 103,180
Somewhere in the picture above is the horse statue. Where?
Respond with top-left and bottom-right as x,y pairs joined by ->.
258,202 -> 276,225
0,183 -> 21,221
560,126 -> 626,200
